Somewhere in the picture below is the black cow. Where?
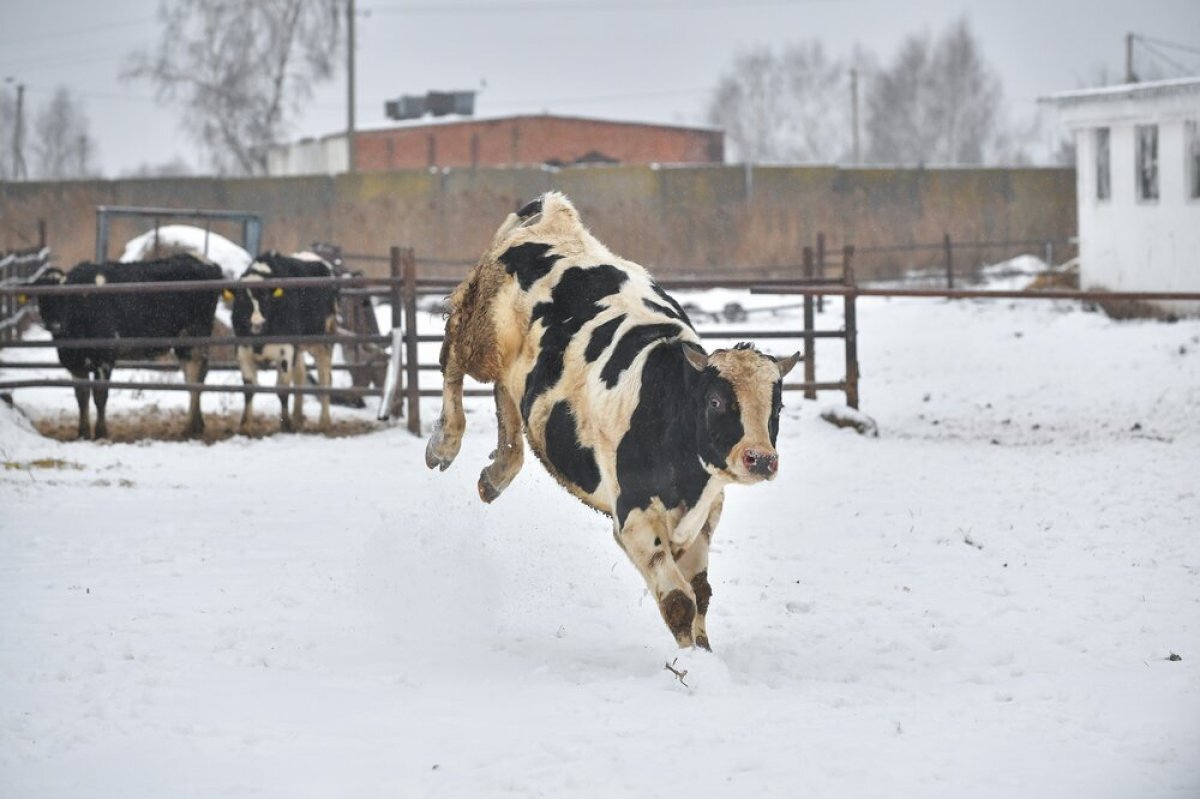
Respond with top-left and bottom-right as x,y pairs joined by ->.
34,253 -> 222,440
231,252 -> 338,433
427,193 -> 799,649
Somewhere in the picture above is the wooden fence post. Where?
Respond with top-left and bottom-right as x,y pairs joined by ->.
802,246 -> 816,400
842,245 -> 860,410
402,247 -> 422,435
943,232 -> 954,289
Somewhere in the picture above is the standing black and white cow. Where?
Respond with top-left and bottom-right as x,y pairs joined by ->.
231,252 -> 338,433
34,253 -> 222,440
427,192 -> 798,649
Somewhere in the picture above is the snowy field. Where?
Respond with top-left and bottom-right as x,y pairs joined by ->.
2,286 -> 1199,798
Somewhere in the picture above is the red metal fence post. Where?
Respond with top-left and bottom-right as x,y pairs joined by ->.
843,245 -> 860,410
402,248 -> 421,435
388,246 -> 405,418
802,246 -> 816,400
943,233 -> 955,290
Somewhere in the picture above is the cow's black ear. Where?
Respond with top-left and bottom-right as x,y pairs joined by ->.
682,341 -> 709,372
775,351 -> 801,378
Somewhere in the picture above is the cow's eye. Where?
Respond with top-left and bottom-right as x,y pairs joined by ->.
709,395 -> 724,411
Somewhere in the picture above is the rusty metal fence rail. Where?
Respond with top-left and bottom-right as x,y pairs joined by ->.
0,246 -> 858,437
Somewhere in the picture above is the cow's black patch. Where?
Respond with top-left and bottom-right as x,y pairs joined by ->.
584,314 -> 626,362
642,298 -> 687,322
521,264 -> 628,420
545,400 -> 601,494
698,370 -> 743,471
600,323 -> 683,388
651,283 -> 694,329
614,344 -> 710,528
769,380 -> 783,445
500,242 -> 561,291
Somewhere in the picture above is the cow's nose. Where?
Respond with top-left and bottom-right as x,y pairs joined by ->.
742,449 -> 778,476
250,321 -> 264,334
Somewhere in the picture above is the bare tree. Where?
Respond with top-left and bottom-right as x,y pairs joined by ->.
708,41 -> 850,164
31,86 -> 98,180
124,0 -> 343,175
865,18 -> 1013,165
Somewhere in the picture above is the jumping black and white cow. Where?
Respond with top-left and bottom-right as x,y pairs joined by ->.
427,192 -> 798,649
231,251 -> 338,433
34,253 -> 222,440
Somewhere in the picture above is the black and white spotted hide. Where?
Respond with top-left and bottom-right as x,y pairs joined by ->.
428,192 -> 799,649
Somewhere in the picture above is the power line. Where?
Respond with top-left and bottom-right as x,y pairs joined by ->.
366,0 -> 832,13
1138,40 -> 1197,77
0,17 -> 156,48
1135,33 -> 1200,59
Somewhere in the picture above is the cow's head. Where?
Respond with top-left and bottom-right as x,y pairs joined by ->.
231,260 -> 282,336
31,268 -> 69,336
684,342 -> 800,483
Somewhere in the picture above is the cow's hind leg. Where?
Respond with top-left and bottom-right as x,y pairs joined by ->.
477,383 -> 524,502
73,378 -> 91,440
619,508 -> 697,648
289,349 -> 307,430
425,339 -> 466,470
313,344 -> 333,432
673,495 -> 722,651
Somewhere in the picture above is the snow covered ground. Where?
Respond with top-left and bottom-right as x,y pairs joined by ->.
2,287 -> 1198,798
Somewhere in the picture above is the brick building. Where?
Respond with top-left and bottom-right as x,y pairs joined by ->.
267,114 -> 724,175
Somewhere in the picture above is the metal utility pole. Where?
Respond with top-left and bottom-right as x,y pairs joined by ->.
346,0 -> 357,173
11,82 -> 28,180
850,68 -> 861,165
1125,33 -> 1138,83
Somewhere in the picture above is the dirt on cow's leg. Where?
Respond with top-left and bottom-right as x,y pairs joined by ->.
478,383 -> 524,502
620,508 -> 697,648
426,342 -> 467,470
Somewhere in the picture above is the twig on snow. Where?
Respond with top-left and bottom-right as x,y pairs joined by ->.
664,657 -> 689,687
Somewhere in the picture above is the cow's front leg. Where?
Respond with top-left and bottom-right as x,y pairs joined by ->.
673,494 -> 722,651
92,362 -> 112,440
426,339 -> 466,470
478,383 -> 524,502
313,344 -> 333,432
180,353 -> 208,437
275,347 -> 295,433
237,347 -> 258,433
619,508 -> 697,648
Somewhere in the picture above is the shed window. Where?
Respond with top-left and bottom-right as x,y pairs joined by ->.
1136,124 -> 1159,201
1094,127 -> 1111,201
1188,120 -> 1200,200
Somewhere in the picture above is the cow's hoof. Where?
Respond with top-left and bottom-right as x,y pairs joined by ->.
425,424 -> 459,471
477,470 -> 505,503
695,635 -> 711,652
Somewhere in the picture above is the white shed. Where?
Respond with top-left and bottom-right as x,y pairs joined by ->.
1042,77 -> 1200,316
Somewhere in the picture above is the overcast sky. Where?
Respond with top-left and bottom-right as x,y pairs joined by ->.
2,0 -> 1199,176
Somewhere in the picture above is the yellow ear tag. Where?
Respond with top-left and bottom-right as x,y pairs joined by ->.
272,288 -> 284,298
222,289 -> 235,302
17,294 -> 28,305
